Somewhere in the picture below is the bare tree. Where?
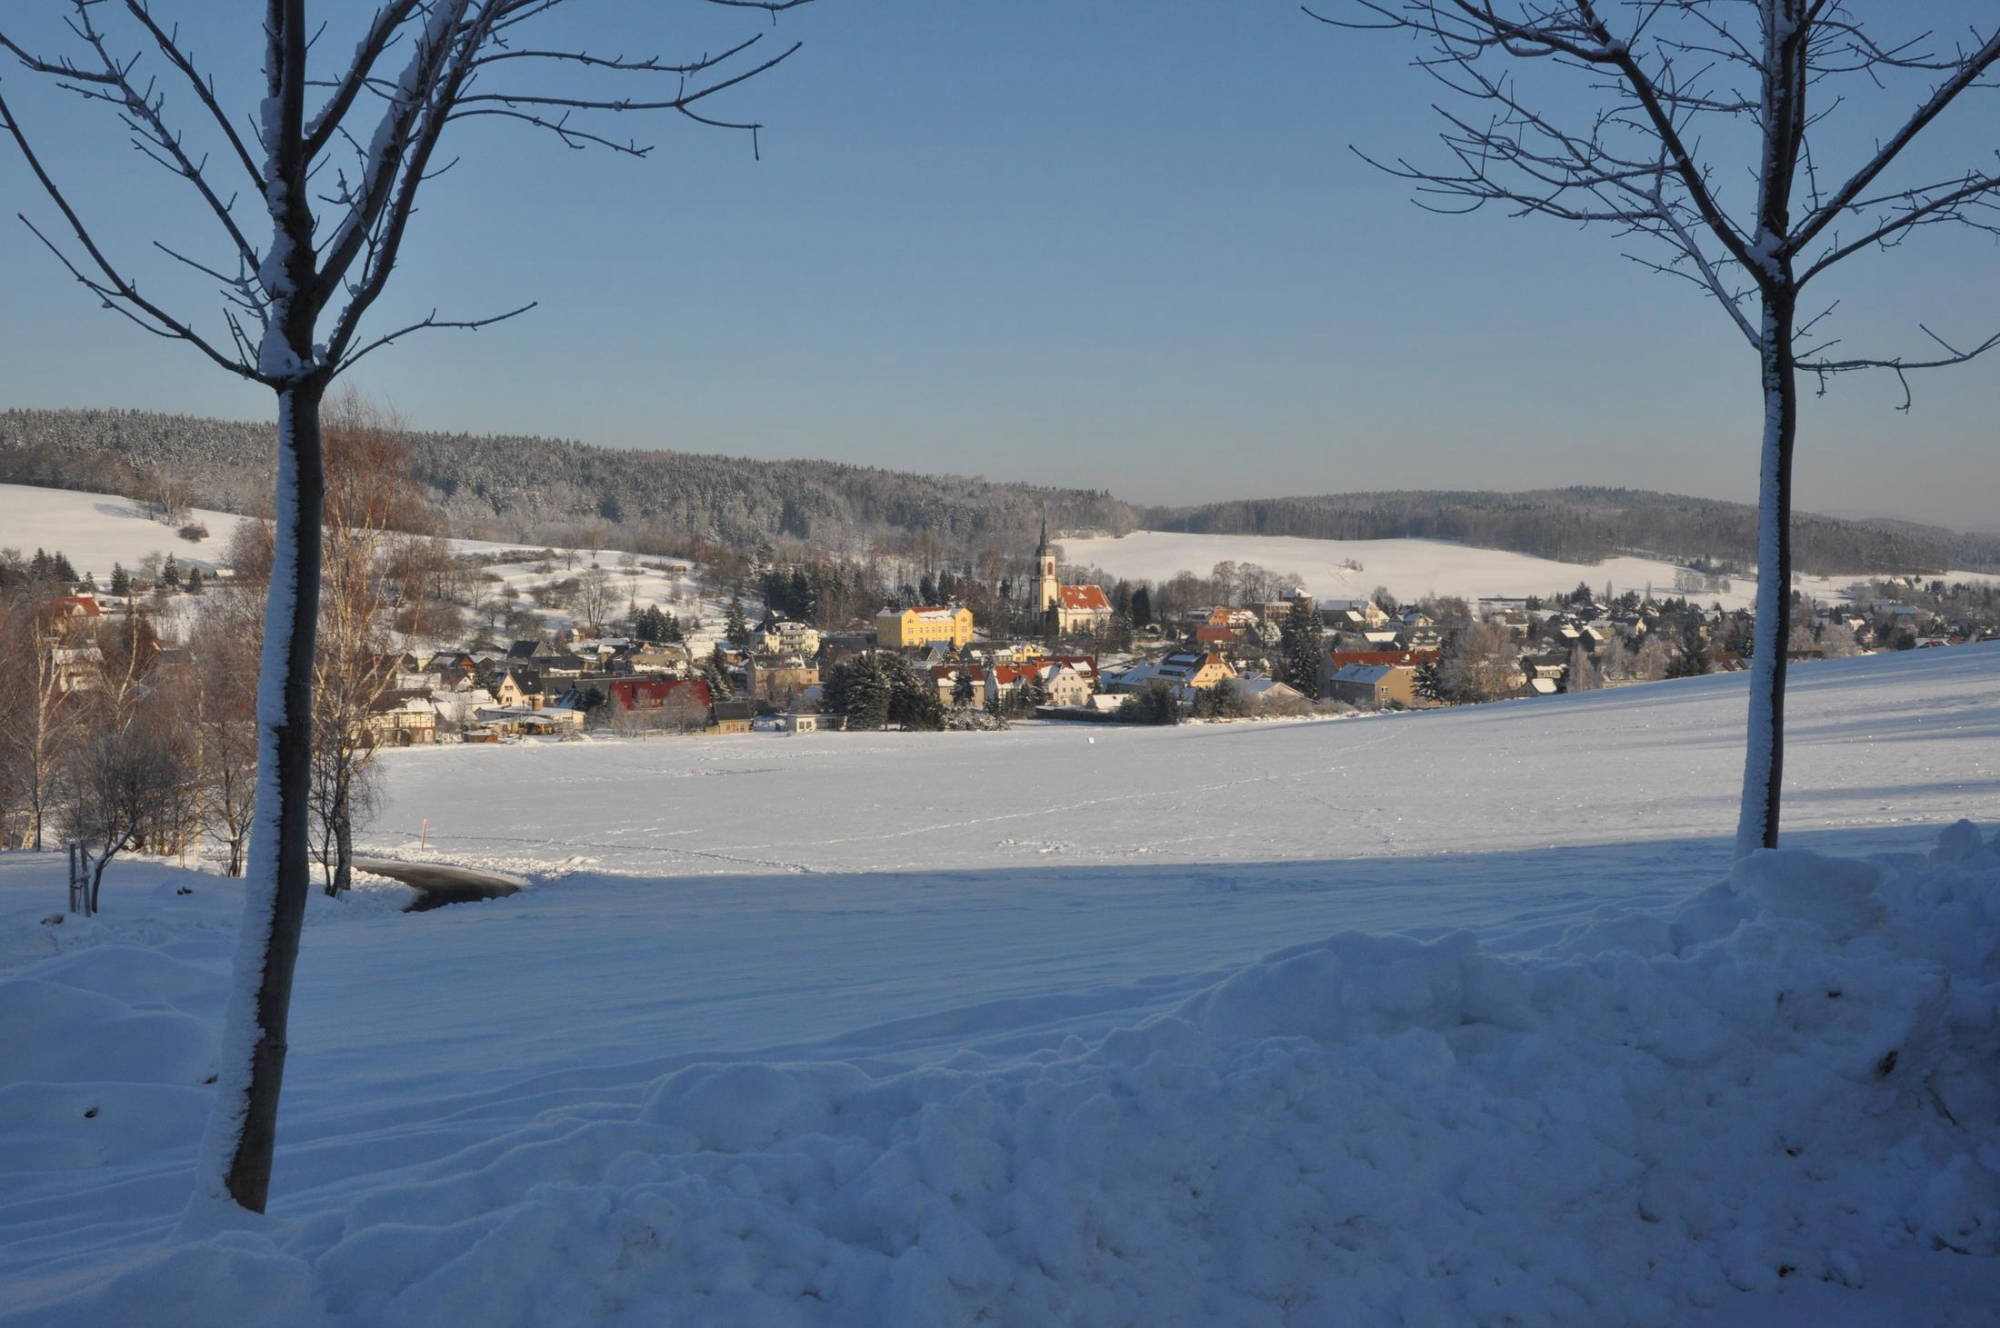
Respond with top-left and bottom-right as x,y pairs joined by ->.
1439,619 -> 1522,701
58,699 -> 197,913
574,565 -> 617,632
0,589 -> 79,850
314,392 -> 431,896
1325,1 -> 2000,853
0,0 -> 812,1214
189,589 -> 264,877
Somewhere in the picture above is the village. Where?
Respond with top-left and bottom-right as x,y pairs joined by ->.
9,508 -> 1993,766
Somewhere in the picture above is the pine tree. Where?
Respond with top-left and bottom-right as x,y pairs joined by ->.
883,653 -> 943,730
830,653 -> 889,730
1278,599 -> 1324,697
1413,657 -> 1443,704
703,645 -> 735,701
110,563 -> 131,596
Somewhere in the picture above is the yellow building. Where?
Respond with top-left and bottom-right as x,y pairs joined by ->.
875,604 -> 975,650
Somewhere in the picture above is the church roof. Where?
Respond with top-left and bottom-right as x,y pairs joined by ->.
1057,584 -> 1111,612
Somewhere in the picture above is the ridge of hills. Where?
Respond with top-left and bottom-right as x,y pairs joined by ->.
4,407 -> 1995,576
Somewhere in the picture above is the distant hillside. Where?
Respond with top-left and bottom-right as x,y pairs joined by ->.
1143,489 -> 2000,578
5,408 -> 1993,576
0,408 -> 1138,555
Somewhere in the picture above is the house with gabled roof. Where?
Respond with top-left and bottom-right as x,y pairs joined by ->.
1324,662 -> 1422,710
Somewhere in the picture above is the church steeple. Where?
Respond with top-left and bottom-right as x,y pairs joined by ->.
1035,503 -> 1059,613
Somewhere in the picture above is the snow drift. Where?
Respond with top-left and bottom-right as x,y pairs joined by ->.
4,825 -> 1994,1327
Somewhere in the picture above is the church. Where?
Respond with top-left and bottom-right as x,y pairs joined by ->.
1034,512 -> 1113,637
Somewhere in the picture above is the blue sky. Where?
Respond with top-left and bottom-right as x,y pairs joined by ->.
1,1 -> 1994,528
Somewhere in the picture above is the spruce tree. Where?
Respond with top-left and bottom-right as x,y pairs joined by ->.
1278,599 -> 1324,697
704,645 -> 735,701
110,563 -> 131,596
1413,657 -> 1443,705
834,653 -> 889,730
883,653 -> 943,730
186,567 -> 204,595
162,555 -> 182,590
725,597 -> 751,647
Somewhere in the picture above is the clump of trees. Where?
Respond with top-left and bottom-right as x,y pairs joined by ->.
1117,680 -> 1182,725
821,652 -> 944,731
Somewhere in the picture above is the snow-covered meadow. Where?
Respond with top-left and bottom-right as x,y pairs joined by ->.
0,482 -> 747,646
0,483 -> 256,581
1,647 -> 1997,1325
1059,529 -> 2000,611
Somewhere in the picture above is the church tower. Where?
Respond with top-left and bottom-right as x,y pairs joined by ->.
1035,506 -> 1060,613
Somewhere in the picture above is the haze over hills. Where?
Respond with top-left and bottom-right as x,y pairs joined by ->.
5,406 -> 1998,576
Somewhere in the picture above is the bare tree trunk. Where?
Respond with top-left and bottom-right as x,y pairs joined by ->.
1737,287 -> 1797,856
329,771 -> 352,897
208,374 -> 326,1215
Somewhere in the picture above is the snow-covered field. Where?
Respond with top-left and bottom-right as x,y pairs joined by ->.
1061,529 -> 1999,610
0,483 -> 256,580
2,648 -> 1996,1326
0,482 -> 746,644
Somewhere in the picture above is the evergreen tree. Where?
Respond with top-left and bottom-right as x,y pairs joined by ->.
951,669 -> 976,708
1278,599 -> 1324,697
883,653 -> 943,730
1666,619 -> 1710,678
1193,679 -> 1248,719
1117,679 -> 1180,725
52,551 -> 78,583
162,555 -> 182,590
827,653 -> 889,730
1130,585 -> 1153,628
725,597 -> 751,648
110,563 -> 131,596
1413,656 -> 1444,704
703,645 -> 735,701
186,567 -> 204,595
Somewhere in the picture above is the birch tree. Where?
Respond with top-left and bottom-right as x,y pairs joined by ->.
1,0 -> 812,1215
1325,1 -> 2000,854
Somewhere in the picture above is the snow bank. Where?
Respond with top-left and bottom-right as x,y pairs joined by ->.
11,825 -> 1994,1326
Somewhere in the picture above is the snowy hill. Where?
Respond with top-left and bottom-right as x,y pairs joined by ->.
0,483 -> 255,580
1060,529 -> 2000,610
1,646 -> 1996,1325
0,482 -> 750,645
